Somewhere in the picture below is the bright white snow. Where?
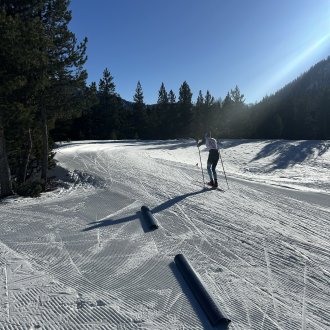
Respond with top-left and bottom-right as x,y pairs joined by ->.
0,139 -> 329,329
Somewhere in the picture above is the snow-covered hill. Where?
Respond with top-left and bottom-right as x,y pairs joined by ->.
0,139 -> 329,329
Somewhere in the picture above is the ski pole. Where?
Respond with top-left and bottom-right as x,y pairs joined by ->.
197,143 -> 205,186
218,148 -> 229,190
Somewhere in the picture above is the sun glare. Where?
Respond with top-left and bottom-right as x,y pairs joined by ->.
263,32 -> 330,96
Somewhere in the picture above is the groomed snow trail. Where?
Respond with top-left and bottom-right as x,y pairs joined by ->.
0,140 -> 329,329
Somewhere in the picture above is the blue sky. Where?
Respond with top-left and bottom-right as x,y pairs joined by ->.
69,0 -> 330,105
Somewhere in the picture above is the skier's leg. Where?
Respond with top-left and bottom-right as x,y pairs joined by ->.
212,163 -> 217,180
212,163 -> 218,187
212,153 -> 220,187
207,161 -> 214,185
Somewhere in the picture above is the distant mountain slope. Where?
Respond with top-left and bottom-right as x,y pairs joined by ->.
278,56 -> 330,97
252,56 -> 330,139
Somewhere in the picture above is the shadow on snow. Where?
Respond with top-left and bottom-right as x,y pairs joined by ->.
82,188 -> 208,232
250,140 -> 330,171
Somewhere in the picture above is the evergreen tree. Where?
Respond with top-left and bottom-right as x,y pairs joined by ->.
95,68 -> 117,138
196,90 -> 204,107
133,80 -> 144,105
220,87 -> 247,138
157,82 -> 168,104
222,92 -> 233,109
178,81 -> 193,105
205,90 -> 215,107
99,68 -> 116,96
156,82 -> 169,138
230,85 -> 245,104
168,90 -> 176,104
166,89 -> 177,138
37,0 -> 88,189
319,89 -> 330,139
178,81 -> 193,137
212,98 -> 223,137
204,90 -> 217,134
270,114 -> 284,138
133,81 -> 147,138
0,0 -> 88,194
0,4 -> 47,196
70,81 -> 99,140
193,90 -> 204,138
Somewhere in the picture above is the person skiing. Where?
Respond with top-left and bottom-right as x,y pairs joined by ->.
198,132 -> 220,188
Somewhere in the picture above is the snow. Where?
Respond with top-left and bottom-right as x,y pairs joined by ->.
0,139 -> 329,329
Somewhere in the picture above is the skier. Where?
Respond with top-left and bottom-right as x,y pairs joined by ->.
198,132 -> 220,188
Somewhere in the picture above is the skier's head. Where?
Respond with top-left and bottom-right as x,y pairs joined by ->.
205,132 -> 211,138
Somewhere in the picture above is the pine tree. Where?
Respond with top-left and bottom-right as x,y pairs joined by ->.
196,90 -> 204,107
230,85 -> 245,104
221,92 -> 234,138
205,90 -> 215,107
178,81 -> 193,137
133,81 -> 147,138
193,90 -> 204,138
133,81 -> 144,105
319,89 -> 330,139
99,68 -> 116,96
0,126 -> 12,197
226,86 -> 247,138
71,81 -> 99,140
156,83 -> 169,138
95,68 -> 120,139
204,90 -> 217,134
178,81 -> 193,105
168,90 -> 176,104
157,82 -> 168,104
166,89 -> 177,138
1,1 -> 88,193
0,5 -> 48,197
222,92 -> 233,109
38,0 -> 87,189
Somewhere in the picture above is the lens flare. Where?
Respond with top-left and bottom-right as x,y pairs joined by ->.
264,32 -> 330,95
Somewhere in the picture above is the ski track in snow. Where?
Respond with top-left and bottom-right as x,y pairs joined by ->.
0,139 -> 329,329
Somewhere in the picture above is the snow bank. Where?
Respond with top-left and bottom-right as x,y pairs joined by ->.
143,139 -> 330,194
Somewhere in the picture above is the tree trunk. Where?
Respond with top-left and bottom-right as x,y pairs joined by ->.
18,128 -> 33,183
41,108 -> 48,190
0,126 -> 13,198
24,128 -> 33,182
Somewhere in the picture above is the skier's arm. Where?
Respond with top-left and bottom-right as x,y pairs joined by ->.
197,138 -> 204,147
205,137 -> 212,149
197,132 -> 210,147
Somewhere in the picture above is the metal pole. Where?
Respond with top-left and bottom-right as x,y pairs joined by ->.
218,148 -> 229,190
197,143 -> 205,186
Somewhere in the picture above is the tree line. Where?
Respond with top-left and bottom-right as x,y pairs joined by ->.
52,55 -> 330,144
251,57 -> 330,140
1,1 -> 329,198
52,68 -> 250,142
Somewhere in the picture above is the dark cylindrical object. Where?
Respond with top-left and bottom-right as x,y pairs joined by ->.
141,206 -> 159,230
174,254 -> 231,326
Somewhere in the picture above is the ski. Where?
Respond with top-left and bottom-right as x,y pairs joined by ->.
203,186 -> 225,192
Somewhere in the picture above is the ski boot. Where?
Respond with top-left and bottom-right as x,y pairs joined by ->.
207,180 -> 214,187
213,179 -> 218,188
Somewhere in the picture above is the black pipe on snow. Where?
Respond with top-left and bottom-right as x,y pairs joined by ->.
141,206 -> 159,230
174,253 -> 231,327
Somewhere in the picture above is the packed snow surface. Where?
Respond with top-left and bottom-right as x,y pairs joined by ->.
0,139 -> 329,329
